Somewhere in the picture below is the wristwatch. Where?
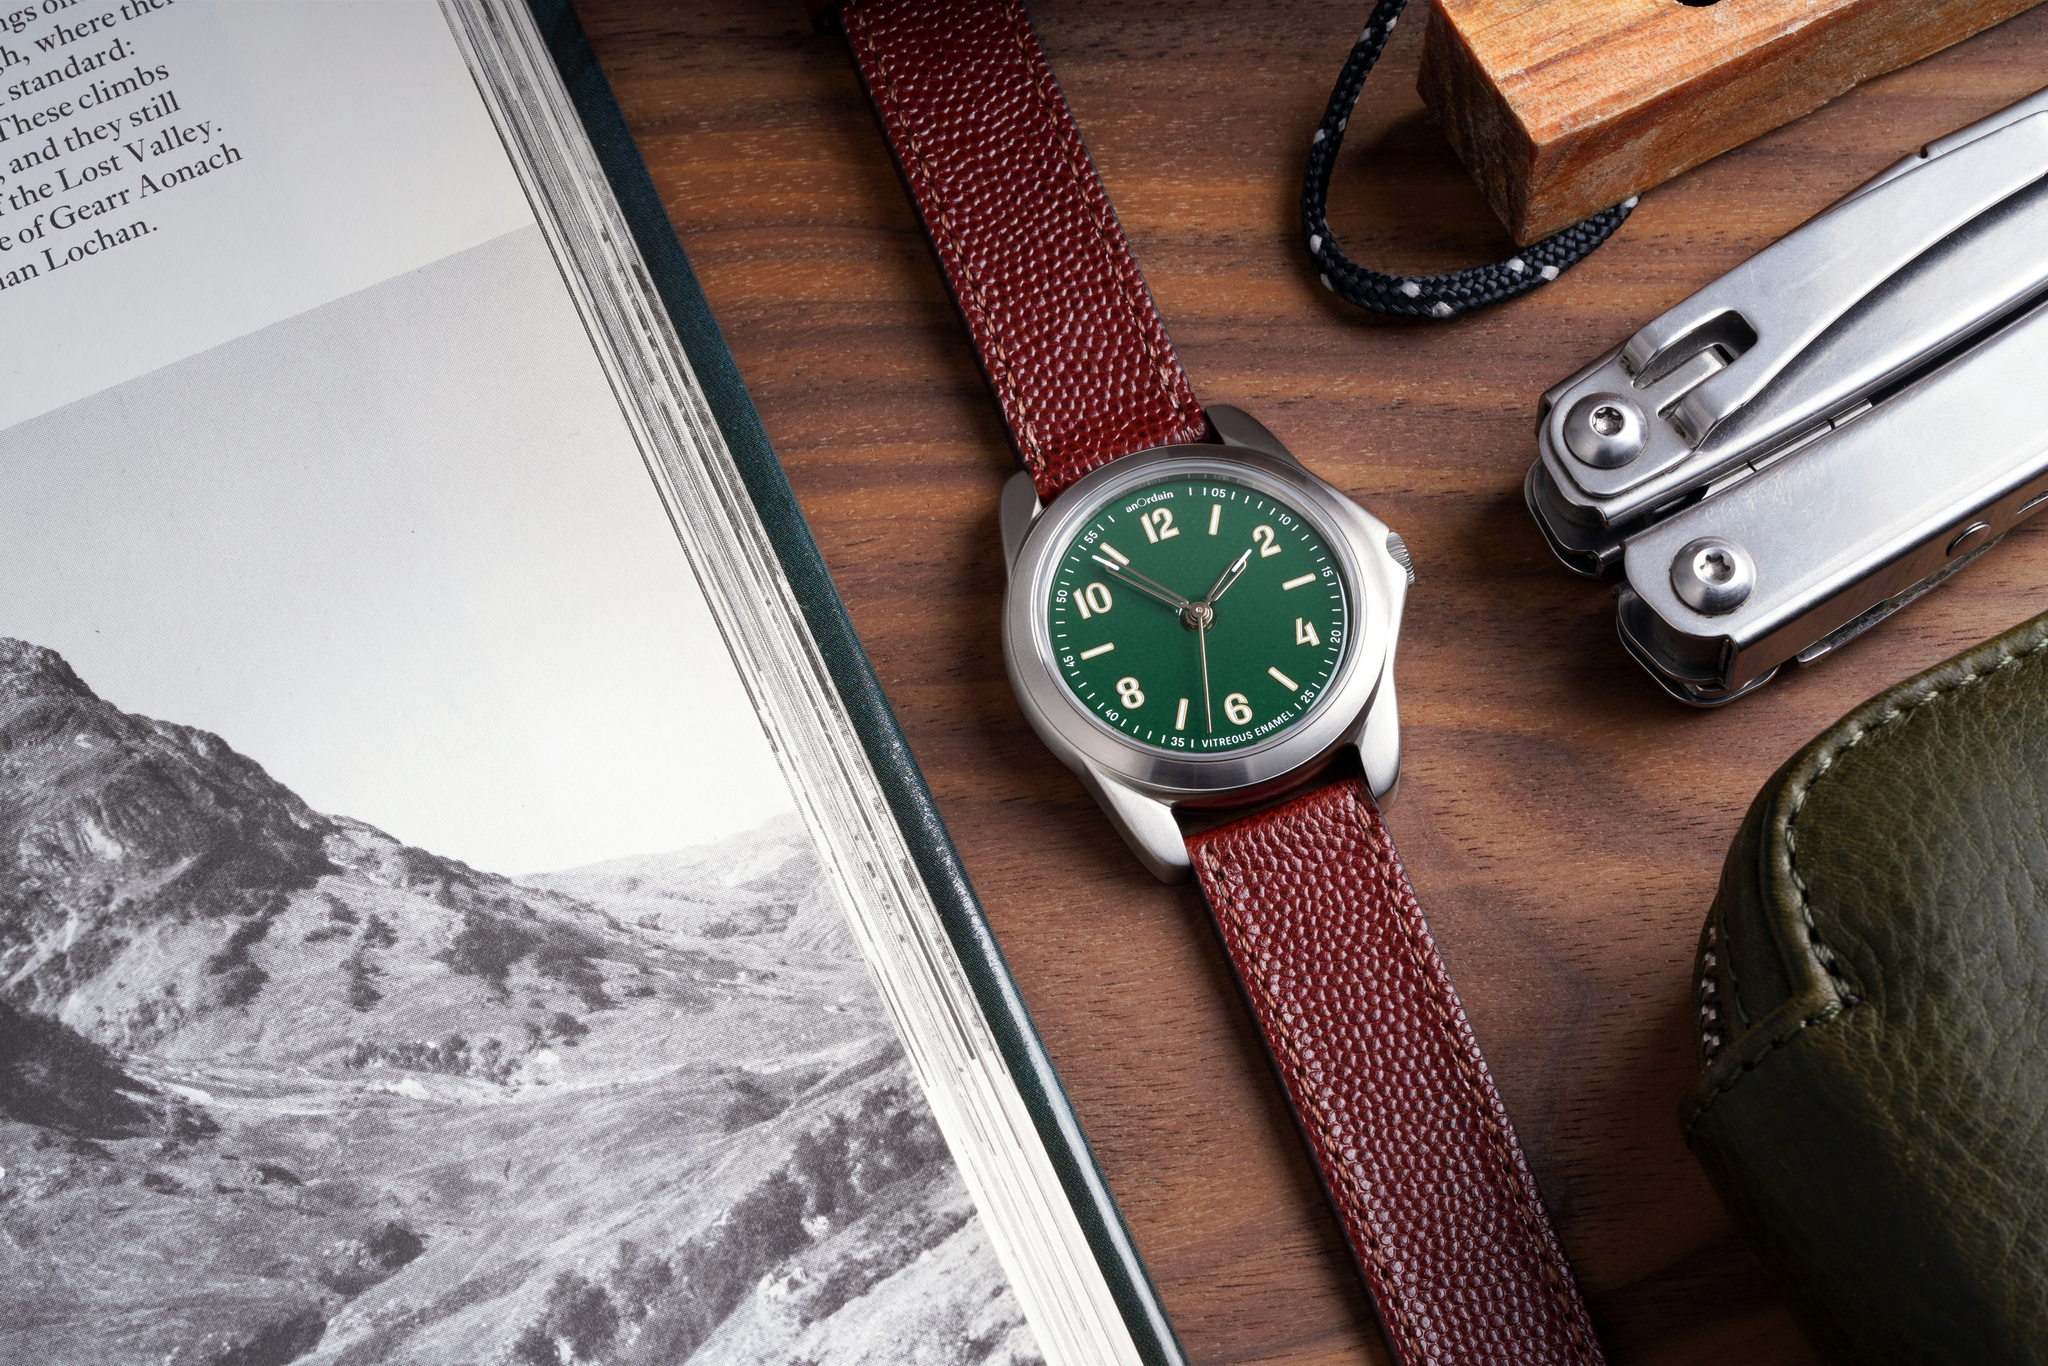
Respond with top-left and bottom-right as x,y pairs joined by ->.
813,2 -> 1607,1362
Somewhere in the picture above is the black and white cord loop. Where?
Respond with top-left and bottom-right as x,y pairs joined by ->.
1302,0 -> 1635,320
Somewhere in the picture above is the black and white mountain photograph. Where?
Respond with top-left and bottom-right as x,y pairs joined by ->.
0,639 -> 1035,1366
0,129 -> 1043,1366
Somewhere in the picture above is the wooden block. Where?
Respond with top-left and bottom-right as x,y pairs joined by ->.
1417,0 -> 2046,244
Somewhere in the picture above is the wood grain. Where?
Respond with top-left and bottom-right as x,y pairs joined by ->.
572,2 -> 2048,1362
1418,0 -> 2045,242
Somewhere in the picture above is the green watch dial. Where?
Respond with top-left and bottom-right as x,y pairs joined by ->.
1045,474 -> 1349,753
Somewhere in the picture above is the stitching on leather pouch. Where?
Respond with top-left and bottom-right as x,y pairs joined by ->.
1685,630 -> 2048,1135
1721,894 -> 1749,1034
844,5 -> 1050,474
1783,631 -> 2048,1000
1350,796 -> 1601,1365
1682,1001 -> 1847,1139
1697,920 -> 1729,1066
993,0 -> 1201,438
1194,842 -> 1430,1365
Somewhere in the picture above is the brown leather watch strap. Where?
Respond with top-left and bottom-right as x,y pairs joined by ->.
830,4 -> 1602,1360
834,0 -> 1210,501
1188,778 -> 1605,1366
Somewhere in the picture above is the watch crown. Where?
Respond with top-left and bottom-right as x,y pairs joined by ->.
1384,532 -> 1415,585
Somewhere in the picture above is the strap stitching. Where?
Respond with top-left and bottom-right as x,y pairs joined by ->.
991,0 -> 1201,438
1683,630 -> 2048,1136
843,3 -> 1050,476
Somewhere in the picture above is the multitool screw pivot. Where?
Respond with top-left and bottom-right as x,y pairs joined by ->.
1562,393 -> 1646,468
1670,538 -> 1755,614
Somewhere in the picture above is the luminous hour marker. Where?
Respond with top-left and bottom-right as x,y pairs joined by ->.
1208,504 -> 1221,535
1268,666 -> 1299,691
1175,697 -> 1189,731
1099,543 -> 1130,566
1281,573 -> 1316,590
1080,643 -> 1115,660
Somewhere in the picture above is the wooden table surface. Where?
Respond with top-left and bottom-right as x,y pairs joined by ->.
575,4 -> 2048,1362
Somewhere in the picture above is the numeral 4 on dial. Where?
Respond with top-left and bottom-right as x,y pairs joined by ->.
1295,617 -> 1319,646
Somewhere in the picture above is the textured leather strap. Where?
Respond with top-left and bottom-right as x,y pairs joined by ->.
832,5 -> 1601,1359
1188,778 -> 1606,1366
836,0 -> 1210,501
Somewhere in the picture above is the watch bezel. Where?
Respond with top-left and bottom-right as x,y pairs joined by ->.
1003,442 -> 1404,802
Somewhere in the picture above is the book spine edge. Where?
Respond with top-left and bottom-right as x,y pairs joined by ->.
519,5 -> 1186,1363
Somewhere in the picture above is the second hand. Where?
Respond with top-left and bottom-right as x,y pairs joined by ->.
1190,549 -> 1245,735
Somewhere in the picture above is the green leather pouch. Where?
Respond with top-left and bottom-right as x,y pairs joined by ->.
1683,611 -> 2048,1364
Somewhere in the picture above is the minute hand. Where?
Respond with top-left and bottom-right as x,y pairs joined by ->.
1202,548 -> 1253,607
1091,556 -> 1190,611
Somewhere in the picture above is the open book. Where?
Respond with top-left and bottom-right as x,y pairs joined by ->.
0,3 -> 1180,1364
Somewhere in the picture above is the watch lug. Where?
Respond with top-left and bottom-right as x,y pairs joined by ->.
1075,763 -> 1190,883
1356,517 -> 1410,804
1206,405 -> 1302,468
1355,692 -> 1401,804
999,469 -> 1043,575
1353,655 -> 1402,803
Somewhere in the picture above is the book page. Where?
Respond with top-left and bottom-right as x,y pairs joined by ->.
0,4 -> 1047,1365
0,0 -> 531,430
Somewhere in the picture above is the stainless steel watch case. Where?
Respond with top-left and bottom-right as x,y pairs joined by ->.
999,405 -> 1412,882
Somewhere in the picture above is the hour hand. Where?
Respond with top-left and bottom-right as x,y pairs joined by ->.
1091,555 -> 1190,611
